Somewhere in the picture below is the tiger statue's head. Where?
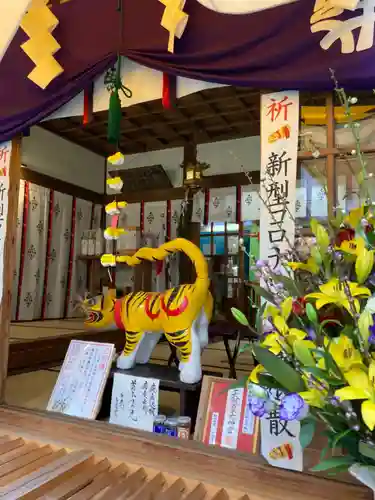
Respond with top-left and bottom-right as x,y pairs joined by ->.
77,289 -> 118,331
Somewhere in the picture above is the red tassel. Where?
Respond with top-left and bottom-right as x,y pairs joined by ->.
156,261 -> 164,276
83,82 -> 94,125
162,73 -> 176,109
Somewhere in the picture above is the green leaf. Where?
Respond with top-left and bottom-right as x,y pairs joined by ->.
310,456 -> 355,472
257,374 -> 285,390
332,429 -> 354,450
231,308 -> 249,327
250,284 -> 277,305
320,319 -> 343,329
253,345 -> 305,393
239,343 -> 251,354
219,375 -> 248,395
359,441 -> 375,460
327,464 -> 355,476
269,273 -> 300,297
300,420 -> 316,449
306,303 -> 318,324
303,367 -> 344,386
293,340 -> 315,367
256,301 -> 267,333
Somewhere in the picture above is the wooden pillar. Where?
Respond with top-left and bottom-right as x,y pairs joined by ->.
326,93 -> 336,217
0,138 -> 21,401
179,142 -> 198,284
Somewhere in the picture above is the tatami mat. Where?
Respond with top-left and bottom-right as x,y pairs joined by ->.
9,320 -> 86,342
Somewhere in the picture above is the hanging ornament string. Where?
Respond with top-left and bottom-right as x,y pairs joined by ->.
106,0 -> 132,146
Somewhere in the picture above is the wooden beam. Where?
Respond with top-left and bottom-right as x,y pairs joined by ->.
326,93 -> 336,217
111,172 -> 261,204
21,166 -> 103,203
0,407 -> 368,500
0,138 -> 21,401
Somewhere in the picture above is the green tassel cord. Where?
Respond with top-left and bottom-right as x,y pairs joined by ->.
107,89 -> 122,144
107,54 -> 132,145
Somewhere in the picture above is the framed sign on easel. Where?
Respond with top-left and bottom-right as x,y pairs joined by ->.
194,376 -> 259,454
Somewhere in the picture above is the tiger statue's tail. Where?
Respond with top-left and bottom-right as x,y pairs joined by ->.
116,238 -> 209,298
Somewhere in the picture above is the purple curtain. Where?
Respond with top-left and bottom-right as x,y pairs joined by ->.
0,0 -> 373,142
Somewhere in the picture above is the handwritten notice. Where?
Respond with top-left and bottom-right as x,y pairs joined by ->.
47,340 -> 115,419
260,91 -> 299,271
260,389 -> 303,472
0,141 -> 11,303
109,373 -> 160,431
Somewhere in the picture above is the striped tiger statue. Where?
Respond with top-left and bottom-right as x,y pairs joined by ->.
81,238 -> 213,384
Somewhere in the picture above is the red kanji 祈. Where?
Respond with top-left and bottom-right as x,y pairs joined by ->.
266,96 -> 292,122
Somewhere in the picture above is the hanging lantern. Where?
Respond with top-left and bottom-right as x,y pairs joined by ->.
181,160 -> 210,188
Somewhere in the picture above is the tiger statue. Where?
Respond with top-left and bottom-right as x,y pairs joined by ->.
80,238 -> 213,384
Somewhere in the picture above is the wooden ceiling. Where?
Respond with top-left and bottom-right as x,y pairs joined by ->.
42,87 -> 329,158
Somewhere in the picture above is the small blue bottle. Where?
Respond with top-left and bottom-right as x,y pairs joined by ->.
153,415 -> 166,434
164,418 -> 178,437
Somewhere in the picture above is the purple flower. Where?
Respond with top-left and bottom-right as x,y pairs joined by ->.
256,259 -> 267,268
306,327 -> 317,341
369,317 -> 375,344
249,397 -> 266,417
279,393 -> 306,421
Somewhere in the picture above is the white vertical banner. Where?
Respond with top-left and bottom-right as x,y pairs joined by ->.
208,187 -> 236,223
11,179 -> 25,320
260,390 -> 303,472
260,91 -> 299,269
0,141 -> 11,304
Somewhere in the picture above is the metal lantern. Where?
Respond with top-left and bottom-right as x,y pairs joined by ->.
181,160 -> 210,188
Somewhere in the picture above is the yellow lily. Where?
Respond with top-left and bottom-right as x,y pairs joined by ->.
326,335 -> 363,372
264,298 -> 293,321
299,388 -> 326,408
356,247 -> 374,284
336,237 -> 365,256
262,327 -> 308,356
306,278 -> 370,316
335,363 -> 375,430
288,257 -> 319,274
288,328 -> 308,344
264,304 -> 280,319
262,333 -> 285,355
345,205 -> 364,229
249,364 -> 265,384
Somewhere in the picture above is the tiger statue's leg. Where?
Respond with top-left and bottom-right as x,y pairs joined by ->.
116,331 -> 145,370
135,332 -> 162,364
165,319 -> 202,384
197,292 -> 214,349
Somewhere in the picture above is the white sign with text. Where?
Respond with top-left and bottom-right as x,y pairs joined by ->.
260,91 -> 299,271
0,140 -> 11,304
109,373 -> 160,432
47,340 -> 115,419
260,390 -> 303,472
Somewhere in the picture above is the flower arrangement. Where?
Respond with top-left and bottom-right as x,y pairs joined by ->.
233,206 -> 375,475
232,77 -> 375,482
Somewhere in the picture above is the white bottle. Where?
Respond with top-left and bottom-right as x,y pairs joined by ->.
87,230 -> 95,256
95,229 -> 103,255
80,231 -> 88,256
